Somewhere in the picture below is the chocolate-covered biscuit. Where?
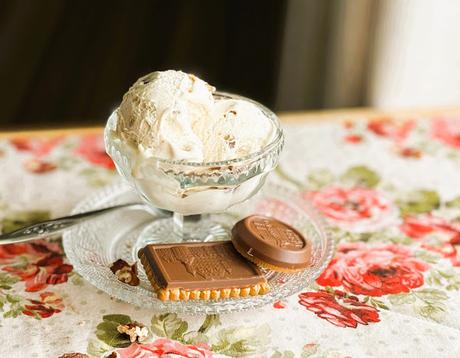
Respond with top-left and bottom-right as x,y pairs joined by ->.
138,241 -> 269,301
231,215 -> 311,272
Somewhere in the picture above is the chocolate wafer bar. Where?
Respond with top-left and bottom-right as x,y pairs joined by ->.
138,241 -> 269,301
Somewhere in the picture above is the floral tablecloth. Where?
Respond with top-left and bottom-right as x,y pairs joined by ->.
1,113 -> 460,358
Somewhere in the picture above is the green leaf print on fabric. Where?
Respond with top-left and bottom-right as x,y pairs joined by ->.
69,272 -> 85,286
368,297 -> 389,310
89,313 -> 271,357
198,314 -> 221,333
151,313 -> 189,341
272,350 -> 296,358
96,314 -> 133,348
2,294 -> 24,318
274,166 -> 306,190
150,313 -> 221,345
277,164 -> 381,191
212,324 -> 270,356
307,168 -> 335,190
87,339 -> 112,357
300,342 -> 349,358
0,295 -> 6,311
340,165 -> 380,188
182,331 -> 210,345
0,272 -> 20,289
446,195 -> 460,208
414,250 -> 441,264
427,268 -> 460,291
338,230 -> 413,245
1,210 -> 50,233
388,293 -> 416,305
388,288 -> 448,322
396,190 -> 440,217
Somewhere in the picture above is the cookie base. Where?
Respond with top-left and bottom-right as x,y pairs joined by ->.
232,240 -> 307,273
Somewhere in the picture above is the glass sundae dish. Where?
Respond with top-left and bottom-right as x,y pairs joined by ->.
63,70 -> 332,313
104,70 -> 284,247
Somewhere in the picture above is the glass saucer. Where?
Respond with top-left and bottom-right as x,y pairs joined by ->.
63,183 -> 334,314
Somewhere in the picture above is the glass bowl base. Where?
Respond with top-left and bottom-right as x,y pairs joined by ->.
63,182 -> 334,314
133,217 -> 230,259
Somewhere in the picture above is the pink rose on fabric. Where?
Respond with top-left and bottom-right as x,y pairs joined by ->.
75,134 -> 115,169
111,339 -> 213,358
304,187 -> 396,232
431,117 -> 460,149
401,214 -> 460,266
299,290 -> 380,328
317,242 -> 429,296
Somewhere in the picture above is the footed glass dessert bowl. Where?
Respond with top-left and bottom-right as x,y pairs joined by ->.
63,73 -> 334,313
105,92 -> 284,249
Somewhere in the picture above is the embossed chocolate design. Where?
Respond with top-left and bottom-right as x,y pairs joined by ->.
250,217 -> 305,249
231,215 -> 311,271
157,245 -> 233,279
139,241 -> 266,290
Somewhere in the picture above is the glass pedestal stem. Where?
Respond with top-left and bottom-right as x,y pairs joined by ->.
172,212 -> 210,241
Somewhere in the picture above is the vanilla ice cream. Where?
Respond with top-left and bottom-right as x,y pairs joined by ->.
106,70 -> 282,215
115,70 -> 275,162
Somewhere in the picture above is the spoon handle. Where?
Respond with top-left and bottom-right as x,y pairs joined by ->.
0,203 -> 148,244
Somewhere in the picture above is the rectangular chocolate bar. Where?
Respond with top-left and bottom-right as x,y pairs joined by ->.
138,241 -> 269,301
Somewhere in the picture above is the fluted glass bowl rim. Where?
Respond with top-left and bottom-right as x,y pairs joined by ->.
104,91 -> 284,168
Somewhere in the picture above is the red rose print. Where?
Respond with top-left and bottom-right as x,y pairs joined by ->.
112,338 -> 212,358
398,147 -> 422,159
273,300 -> 287,309
431,117 -> 460,149
299,290 -> 380,328
10,137 -> 63,156
344,134 -> 363,144
75,134 -> 115,169
0,243 -> 29,262
401,214 -> 460,267
367,117 -> 421,158
367,117 -> 415,144
317,242 -> 429,296
9,137 -> 62,173
304,187 -> 396,232
10,138 -> 33,151
0,240 -> 73,292
23,291 -> 64,318
24,159 -> 57,174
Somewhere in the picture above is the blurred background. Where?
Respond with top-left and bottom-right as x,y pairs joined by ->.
0,0 -> 459,129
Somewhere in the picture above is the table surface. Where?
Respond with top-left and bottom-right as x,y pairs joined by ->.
1,107 -> 460,358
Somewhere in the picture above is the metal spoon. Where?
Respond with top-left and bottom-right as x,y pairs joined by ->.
0,203 -> 170,245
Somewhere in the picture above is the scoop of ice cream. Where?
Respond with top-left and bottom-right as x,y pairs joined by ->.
194,99 -> 276,161
117,70 -> 215,161
115,70 -> 275,162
